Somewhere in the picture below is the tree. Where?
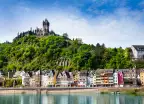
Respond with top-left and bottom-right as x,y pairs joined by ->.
0,33 -> 134,72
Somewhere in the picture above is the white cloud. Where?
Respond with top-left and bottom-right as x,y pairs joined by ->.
0,7 -> 144,48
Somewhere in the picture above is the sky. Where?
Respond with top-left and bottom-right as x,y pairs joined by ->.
0,0 -> 144,48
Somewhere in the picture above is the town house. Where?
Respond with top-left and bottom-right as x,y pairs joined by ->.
30,70 -> 40,87
41,70 -> 56,87
77,70 -> 88,87
56,71 -> 73,87
121,69 -> 136,86
95,69 -> 114,87
13,71 -> 30,87
87,70 -> 96,87
73,71 -> 79,87
113,69 -> 118,87
41,70 -> 49,87
138,69 -> 144,86
101,69 -> 114,87
21,72 -> 30,87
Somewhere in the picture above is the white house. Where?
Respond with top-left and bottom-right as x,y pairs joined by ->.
131,45 -> 144,60
13,71 -> 22,78
13,71 -> 26,78
22,73 -> 30,86
87,71 -> 96,87
40,70 -> 56,87
113,70 -> 118,87
0,71 -> 3,77
13,71 -> 30,86
41,74 -> 49,87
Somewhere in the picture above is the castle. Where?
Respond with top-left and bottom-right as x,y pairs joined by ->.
34,19 -> 50,36
18,19 -> 50,37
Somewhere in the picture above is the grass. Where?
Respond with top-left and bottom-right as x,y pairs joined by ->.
100,88 -> 144,96
121,89 -> 144,96
100,91 -> 109,94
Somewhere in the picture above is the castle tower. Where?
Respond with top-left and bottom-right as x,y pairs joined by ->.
43,19 -> 50,35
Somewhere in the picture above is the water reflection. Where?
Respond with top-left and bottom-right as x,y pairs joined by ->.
0,93 -> 144,104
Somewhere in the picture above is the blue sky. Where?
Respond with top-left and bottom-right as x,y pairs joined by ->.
0,0 -> 144,47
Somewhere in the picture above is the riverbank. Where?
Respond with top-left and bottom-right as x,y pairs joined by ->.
0,88 -> 97,95
0,87 -> 144,95
97,87 -> 144,96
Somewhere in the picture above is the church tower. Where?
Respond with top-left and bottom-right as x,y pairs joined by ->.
43,19 -> 50,35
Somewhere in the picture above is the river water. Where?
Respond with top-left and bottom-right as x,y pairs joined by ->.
0,92 -> 143,104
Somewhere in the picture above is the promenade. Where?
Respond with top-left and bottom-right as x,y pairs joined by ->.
0,87 -> 97,94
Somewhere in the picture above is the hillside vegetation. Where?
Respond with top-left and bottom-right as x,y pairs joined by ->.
0,33 -> 134,72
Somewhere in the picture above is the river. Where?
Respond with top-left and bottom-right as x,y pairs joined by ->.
0,92 -> 143,104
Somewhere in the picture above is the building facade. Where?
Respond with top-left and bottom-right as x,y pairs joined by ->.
118,71 -> 124,87
139,69 -> 144,85
77,70 -> 88,87
101,69 -> 114,86
121,69 -> 136,86
56,71 -> 73,87
131,45 -> 144,60
47,70 -> 56,87
95,69 -> 103,86
95,69 -> 114,87
113,70 -> 118,87
87,70 -> 96,87
22,73 -> 30,87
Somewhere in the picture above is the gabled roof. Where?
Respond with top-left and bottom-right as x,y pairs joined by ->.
35,70 -> 40,75
132,45 -> 144,51
138,69 -> 144,72
28,71 -> 33,77
119,69 -> 130,72
88,70 -> 96,76
23,73 -> 30,77
13,71 -> 22,78
119,69 -> 135,73
72,70 -> 79,76
104,69 -> 113,73
96,69 -> 113,73
69,72 -> 73,78
65,71 -> 70,78
57,71 -> 72,78
79,70 -> 88,76
50,70 -> 55,76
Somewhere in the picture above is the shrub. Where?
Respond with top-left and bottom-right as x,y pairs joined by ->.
16,78 -> 22,86
3,78 -> 22,87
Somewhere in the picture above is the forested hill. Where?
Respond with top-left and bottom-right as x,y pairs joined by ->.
0,33 -> 134,72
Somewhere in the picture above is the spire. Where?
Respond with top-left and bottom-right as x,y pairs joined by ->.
44,18 -> 49,25
30,27 -> 32,31
45,18 -> 48,22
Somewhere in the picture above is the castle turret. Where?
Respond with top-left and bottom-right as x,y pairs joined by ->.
43,19 -> 49,35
